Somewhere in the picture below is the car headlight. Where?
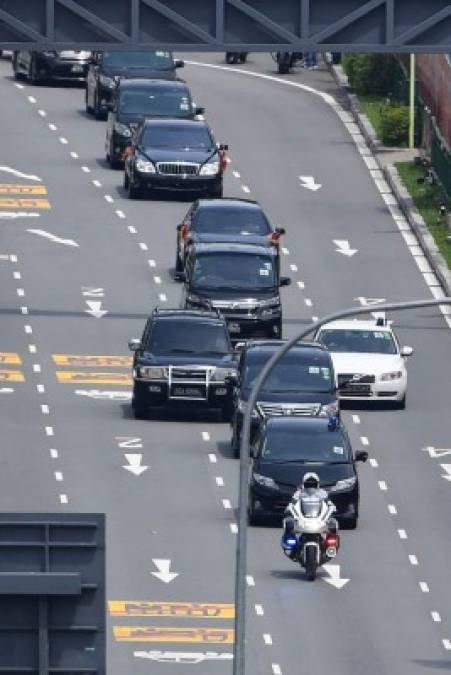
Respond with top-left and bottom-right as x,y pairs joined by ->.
138,366 -> 167,379
99,74 -> 115,88
199,160 -> 220,175
186,293 -> 210,308
211,367 -> 237,382
318,401 -> 340,417
238,400 -> 259,418
329,476 -> 356,492
114,122 -> 132,138
253,473 -> 279,490
380,370 -> 403,381
135,153 -> 156,173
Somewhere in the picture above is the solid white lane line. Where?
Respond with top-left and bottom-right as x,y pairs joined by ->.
388,504 -> 397,515
59,137 -> 68,145
50,449 -> 58,459
153,276 -> 162,284
255,604 -> 264,616
13,271 -> 21,279
272,664 -> 282,675
360,436 -> 369,445
148,259 -> 156,267
297,280 -> 305,289
263,634 -> 273,645
398,529 -> 407,539
17,288 -> 25,297
159,293 -> 167,302
222,499 -> 232,510
45,426 -> 54,436
55,471 -> 63,481
369,458 -> 378,468
81,166 -> 90,173
128,225 -> 137,234
25,325 -> 32,333
28,344 -> 37,353
378,480 -> 387,491
352,414 -> 360,424
92,179 -> 102,187
431,611 -> 441,623
246,575 -> 255,586
208,453 -> 217,463
116,210 -> 126,218
408,554 -> 419,566
70,151 -> 79,159
419,581 -> 429,593
41,404 -> 49,415
230,523 -> 238,534
233,170 -> 241,178
304,298 -> 312,307
60,494 -> 68,504
202,431 -> 210,441
37,384 -> 45,394
33,364 -> 41,373
241,185 -> 251,193
139,243 -> 148,251
215,476 -> 224,486
104,195 -> 113,203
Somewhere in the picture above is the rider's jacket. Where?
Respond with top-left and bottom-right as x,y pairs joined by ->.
284,487 -> 335,533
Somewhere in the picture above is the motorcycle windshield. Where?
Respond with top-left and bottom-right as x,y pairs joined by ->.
300,498 -> 322,518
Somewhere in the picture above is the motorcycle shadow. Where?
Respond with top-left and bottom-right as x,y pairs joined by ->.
271,569 -> 314,582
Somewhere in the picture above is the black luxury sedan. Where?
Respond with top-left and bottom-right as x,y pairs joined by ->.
85,50 -> 184,119
174,198 -> 285,277
180,242 -> 290,340
105,78 -> 204,168
230,340 -> 339,456
248,416 -> 368,527
124,119 -> 227,199
13,50 -> 91,83
128,308 -> 237,420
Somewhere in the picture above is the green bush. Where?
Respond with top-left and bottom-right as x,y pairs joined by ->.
380,106 -> 409,145
342,54 -> 402,97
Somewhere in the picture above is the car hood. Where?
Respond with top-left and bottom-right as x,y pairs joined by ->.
241,390 -> 334,404
191,287 -> 278,303
255,461 -> 353,489
139,146 -> 216,164
102,66 -> 176,79
330,352 -> 404,375
138,353 -> 236,367
193,233 -> 271,246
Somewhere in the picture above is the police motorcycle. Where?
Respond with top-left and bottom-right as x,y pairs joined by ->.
281,473 -> 340,581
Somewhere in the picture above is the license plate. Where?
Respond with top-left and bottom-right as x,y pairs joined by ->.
173,386 -> 203,397
228,322 -> 241,333
343,384 -> 370,393
71,65 -> 83,73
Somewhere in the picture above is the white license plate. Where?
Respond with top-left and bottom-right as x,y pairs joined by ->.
71,65 -> 83,73
228,322 -> 241,333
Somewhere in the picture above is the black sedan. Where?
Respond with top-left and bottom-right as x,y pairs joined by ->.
248,417 -> 367,528
13,50 -> 91,84
124,119 -> 227,199
175,198 -> 285,276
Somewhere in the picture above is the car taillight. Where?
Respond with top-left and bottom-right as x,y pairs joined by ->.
219,151 -> 228,173
268,231 -> 282,245
325,534 -> 339,549
180,224 -> 190,239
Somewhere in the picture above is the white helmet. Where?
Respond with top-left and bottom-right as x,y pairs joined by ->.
302,472 -> 320,490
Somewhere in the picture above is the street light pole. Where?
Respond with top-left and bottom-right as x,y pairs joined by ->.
409,53 -> 416,149
233,297 -> 451,675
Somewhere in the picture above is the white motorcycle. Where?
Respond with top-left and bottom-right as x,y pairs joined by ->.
282,493 -> 340,581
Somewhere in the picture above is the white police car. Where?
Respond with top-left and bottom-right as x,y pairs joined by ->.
315,319 -> 413,408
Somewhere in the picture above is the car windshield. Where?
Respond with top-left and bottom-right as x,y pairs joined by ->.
262,427 -> 350,463
120,89 -> 192,117
318,329 -> 397,354
149,320 -> 230,355
192,253 -> 276,291
102,50 -> 174,70
243,353 -> 333,393
142,125 -> 213,150
193,207 -> 271,236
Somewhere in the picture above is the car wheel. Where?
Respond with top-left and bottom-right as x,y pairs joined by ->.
13,54 -> 24,81
225,53 -> 237,64
123,171 -> 129,189
394,395 -> 406,410
247,499 -> 261,526
108,143 -> 122,169
174,242 -> 184,278
128,179 -> 141,199
239,53 -> 248,63
132,399 -> 147,420
85,87 -> 93,114
94,91 -> 105,120
231,424 -> 240,458
29,55 -> 40,84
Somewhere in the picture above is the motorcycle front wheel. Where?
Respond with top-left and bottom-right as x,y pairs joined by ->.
304,546 -> 317,581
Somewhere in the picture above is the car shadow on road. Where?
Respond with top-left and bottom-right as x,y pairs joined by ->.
412,661 -> 451,671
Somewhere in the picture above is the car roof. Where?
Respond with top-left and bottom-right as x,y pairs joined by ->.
244,339 -> 328,354
141,118 -> 208,129
151,309 -> 225,323
118,78 -> 188,90
191,242 -> 276,256
319,319 -> 393,332
266,416 -> 346,434
194,198 -> 262,211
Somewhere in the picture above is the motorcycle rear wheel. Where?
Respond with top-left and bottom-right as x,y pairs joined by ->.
304,546 -> 317,581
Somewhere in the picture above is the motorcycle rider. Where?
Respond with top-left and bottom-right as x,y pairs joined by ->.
281,472 -> 338,558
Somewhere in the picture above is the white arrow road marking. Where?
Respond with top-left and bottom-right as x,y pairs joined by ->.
134,651 -> 233,664
423,446 -> 451,458
122,453 -> 148,476
75,389 -> 131,401
333,240 -> 358,257
0,387 -> 14,394
85,300 -> 108,318
0,212 -> 40,219
322,563 -> 350,589
299,175 -> 322,191
0,166 -> 42,181
27,229 -> 79,247
151,559 -> 178,583
440,464 -> 451,482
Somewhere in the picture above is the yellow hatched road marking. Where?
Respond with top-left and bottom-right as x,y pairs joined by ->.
109,601 -> 235,619
0,353 -> 22,365
0,184 -> 48,195
53,354 -> 132,368
0,198 -> 51,209
56,371 -> 132,385
0,370 -> 25,382
113,626 -> 234,643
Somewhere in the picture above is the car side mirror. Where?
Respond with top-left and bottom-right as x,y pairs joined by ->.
175,59 -> 185,68
128,339 -> 141,352
195,106 -> 205,115
275,227 -> 286,235
400,346 -> 414,357
279,276 -> 291,287
218,143 -> 229,151
355,451 -> 368,463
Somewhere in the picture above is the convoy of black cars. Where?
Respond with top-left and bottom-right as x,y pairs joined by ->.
13,48 -> 368,528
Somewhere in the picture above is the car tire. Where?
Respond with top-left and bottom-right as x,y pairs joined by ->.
231,424 -> 240,458
128,179 -> 141,200
123,171 -> 129,189
13,54 -> 24,81
107,143 -> 122,169
85,87 -> 93,114
132,399 -> 147,420
94,91 -> 105,120
225,53 -> 238,64
29,55 -> 41,85
247,499 -> 261,526
174,240 -> 184,278
239,53 -> 248,63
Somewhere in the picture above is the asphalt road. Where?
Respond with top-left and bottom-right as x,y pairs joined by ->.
0,51 -> 450,674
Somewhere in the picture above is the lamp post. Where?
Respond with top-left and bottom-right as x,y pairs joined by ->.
233,296 -> 451,675
409,53 -> 416,149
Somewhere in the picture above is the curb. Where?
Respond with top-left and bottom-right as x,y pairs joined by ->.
329,62 -> 451,297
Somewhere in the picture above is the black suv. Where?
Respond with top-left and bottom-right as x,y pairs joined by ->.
248,416 -> 367,528
85,50 -> 184,119
180,243 -> 290,339
105,78 -> 204,168
124,119 -> 226,199
175,198 -> 285,276
230,340 -> 339,455
128,309 -> 237,419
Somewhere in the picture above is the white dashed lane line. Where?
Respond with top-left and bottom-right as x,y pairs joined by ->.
55,471 -> 63,481
246,575 -> 255,587
272,664 -> 282,675
222,499 -> 232,510
397,529 -> 408,539
92,179 -> 102,188
369,458 -> 378,468
128,225 -> 137,234
408,554 -> 419,566
202,431 -> 210,441
59,137 -> 68,145
352,414 -> 360,424
388,504 -> 398,515
104,195 -> 114,203
37,384 -> 45,394
208,453 -> 217,463
139,243 -> 148,251
81,166 -> 91,173
241,185 -> 251,193
255,604 -> 264,616
229,523 -> 238,534
431,612 -> 441,623
116,210 -> 126,219
378,480 -> 388,491
33,364 -> 41,373
304,298 -> 313,307
48,123 -> 57,131
24,324 -> 32,333
50,449 -> 58,459
419,582 -> 430,593
215,476 -> 224,486
41,404 -> 49,415
60,494 -> 69,505
153,276 -> 162,284
360,436 -> 369,446
158,293 -> 167,302
45,426 -> 54,437
263,634 -> 273,645
70,151 -> 79,159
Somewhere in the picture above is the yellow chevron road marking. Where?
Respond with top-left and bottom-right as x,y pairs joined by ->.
53,354 -> 132,368
56,371 -> 132,385
109,601 -> 235,619
0,353 -> 22,365
113,626 -> 234,643
0,198 -> 51,209
0,184 -> 48,195
0,370 -> 25,382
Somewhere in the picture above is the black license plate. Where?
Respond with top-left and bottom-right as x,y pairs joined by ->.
172,386 -> 204,397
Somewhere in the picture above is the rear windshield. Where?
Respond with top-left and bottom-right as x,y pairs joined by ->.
120,89 -> 192,117
148,320 -> 230,355
243,352 -> 333,393
318,329 -> 397,354
262,427 -> 350,463
102,50 -> 174,70
193,207 -> 271,236
142,125 -> 213,150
